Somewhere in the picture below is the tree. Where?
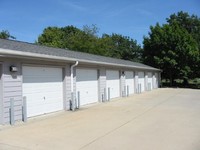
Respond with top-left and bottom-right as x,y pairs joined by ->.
37,25 -> 142,62
37,27 -> 64,48
101,34 -> 142,62
82,24 -> 99,37
0,30 -> 16,39
167,11 -> 200,48
37,25 -> 98,54
143,21 -> 199,86
166,11 -> 200,78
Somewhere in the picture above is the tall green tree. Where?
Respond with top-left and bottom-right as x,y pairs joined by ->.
37,27 -> 64,48
167,11 -> 200,48
143,20 -> 199,85
100,34 -> 142,62
82,24 -> 99,37
0,30 -> 16,39
166,11 -> 200,77
37,25 -> 98,54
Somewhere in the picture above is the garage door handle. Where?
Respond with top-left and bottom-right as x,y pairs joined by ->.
44,97 -> 45,100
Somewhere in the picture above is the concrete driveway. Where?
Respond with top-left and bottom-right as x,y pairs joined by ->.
0,88 -> 200,150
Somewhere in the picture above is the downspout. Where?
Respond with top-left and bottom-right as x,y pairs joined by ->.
70,61 -> 79,111
71,61 -> 79,92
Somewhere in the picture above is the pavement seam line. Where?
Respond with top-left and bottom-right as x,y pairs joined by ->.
79,90 -> 183,150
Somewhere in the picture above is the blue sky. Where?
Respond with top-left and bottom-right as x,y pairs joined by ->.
0,0 -> 199,45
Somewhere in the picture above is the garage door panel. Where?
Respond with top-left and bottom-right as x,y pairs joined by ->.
126,71 -> 134,94
76,68 -> 98,106
77,69 -> 97,81
106,70 -> 120,99
23,66 -> 63,118
28,107 -> 44,117
126,71 -> 133,79
138,72 -> 145,92
26,95 -> 45,117
147,72 -> 153,90
107,76 -> 119,80
45,101 -> 63,113
23,76 -> 62,83
23,83 -> 62,93
106,70 -> 119,80
23,66 -> 61,76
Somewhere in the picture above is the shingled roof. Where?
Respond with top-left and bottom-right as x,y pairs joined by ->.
0,39 -> 160,71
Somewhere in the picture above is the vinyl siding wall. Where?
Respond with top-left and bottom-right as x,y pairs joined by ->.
64,64 -> 71,110
2,61 -> 22,124
0,59 -> 70,124
0,58 -> 160,124
73,67 -> 77,105
98,68 -> 106,102
145,72 -> 148,91
63,65 -> 77,110
134,71 -> 139,93
120,71 -> 126,97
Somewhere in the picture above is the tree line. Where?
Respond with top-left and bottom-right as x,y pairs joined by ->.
1,11 -> 200,86
36,24 -> 143,62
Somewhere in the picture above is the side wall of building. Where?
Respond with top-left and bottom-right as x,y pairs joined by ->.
64,64 -> 71,110
2,61 -> 23,124
98,68 -> 106,102
134,71 -> 139,93
0,59 -> 71,124
120,70 -> 126,97
0,57 -> 160,125
144,71 -> 148,91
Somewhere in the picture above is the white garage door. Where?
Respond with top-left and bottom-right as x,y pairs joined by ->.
76,68 -> 98,106
106,70 -> 120,99
23,66 -> 63,117
138,72 -> 145,92
125,71 -> 134,95
147,72 -> 153,90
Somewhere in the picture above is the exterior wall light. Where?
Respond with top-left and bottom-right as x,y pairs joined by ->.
122,71 -> 125,76
10,66 -> 18,72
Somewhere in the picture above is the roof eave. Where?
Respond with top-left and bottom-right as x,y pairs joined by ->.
0,48 -> 161,71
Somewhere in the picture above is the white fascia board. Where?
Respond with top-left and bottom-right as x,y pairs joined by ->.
0,48 -> 160,71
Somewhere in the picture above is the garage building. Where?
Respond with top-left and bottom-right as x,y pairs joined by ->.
0,39 -> 161,124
